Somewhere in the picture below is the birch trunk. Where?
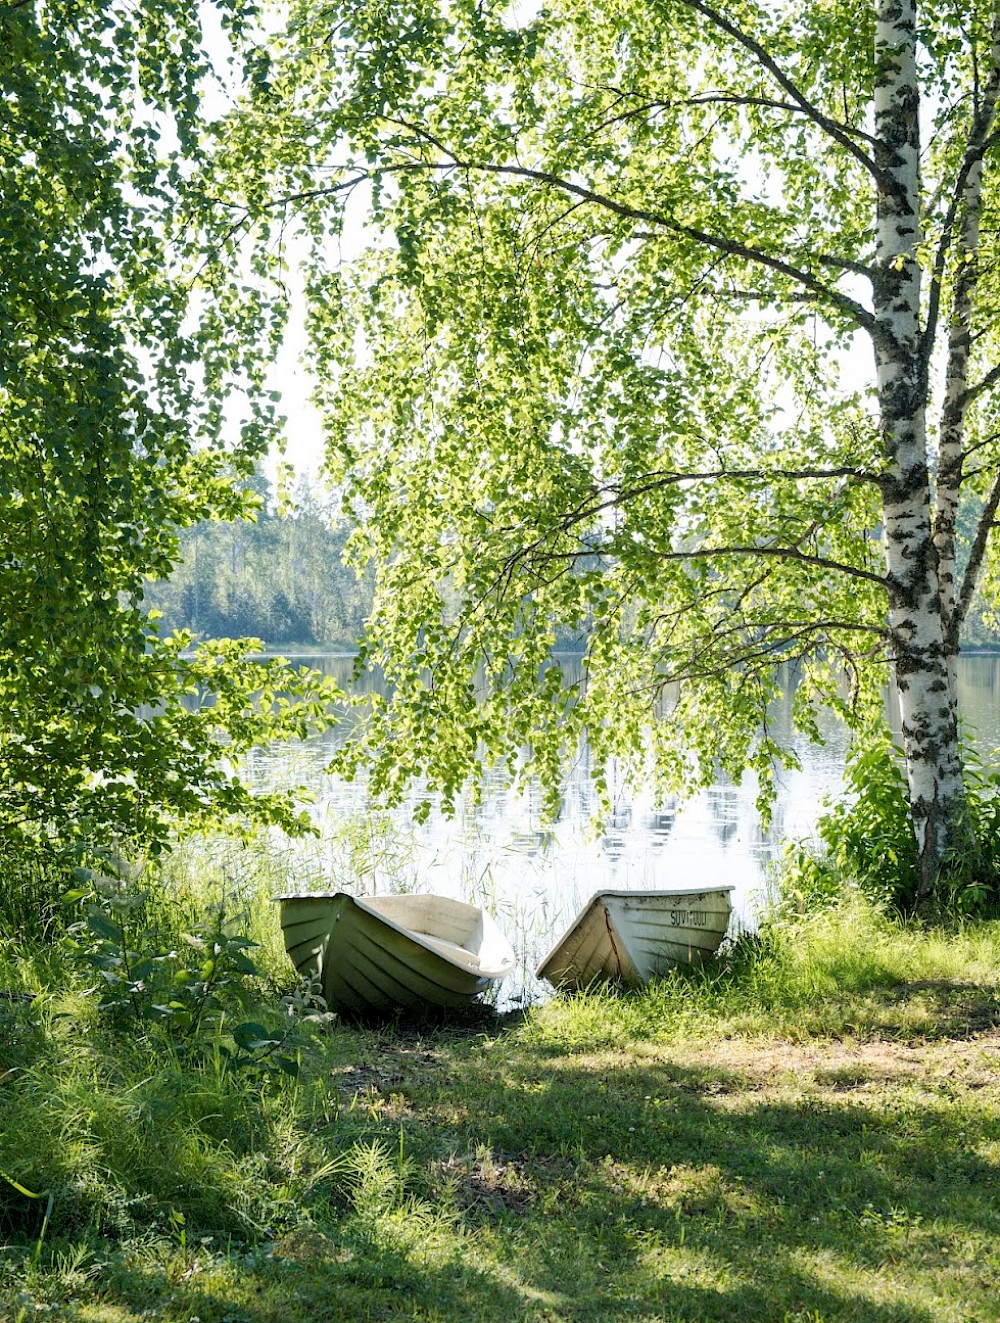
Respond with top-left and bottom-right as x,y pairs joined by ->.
935,10 -> 1000,696
873,0 -> 968,902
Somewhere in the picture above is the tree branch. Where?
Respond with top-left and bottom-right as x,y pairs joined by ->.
493,534 -> 888,591
924,128 -> 1000,358
923,9 -> 1000,356
612,464 -> 878,502
241,124 -> 878,326
675,0 -> 883,181
951,428 -> 1000,467
586,85 -> 876,146
953,465 -> 1000,642
371,120 -> 877,330
648,618 -> 890,691
649,543 -> 889,588
490,465 -> 877,567
964,358 -> 1000,406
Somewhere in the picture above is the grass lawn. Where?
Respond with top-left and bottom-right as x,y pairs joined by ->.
2,900 -> 999,1322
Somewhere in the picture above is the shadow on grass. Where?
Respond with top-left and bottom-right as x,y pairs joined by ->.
73,1234 -> 530,1323
6,1003 -> 999,1322
305,1019 -> 999,1322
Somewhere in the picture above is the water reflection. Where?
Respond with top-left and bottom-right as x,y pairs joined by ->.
245,652 -> 1000,1003
645,802 -> 677,841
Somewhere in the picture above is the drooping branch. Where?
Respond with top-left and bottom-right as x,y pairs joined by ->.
953,466 -> 1000,643
489,465 -> 876,556
674,0 -> 883,182
645,542 -> 889,588
225,162 -> 869,317
612,464 -> 878,502
367,118 -> 878,331
964,358 -> 1000,407
654,618 -> 891,691
586,85 -> 877,146
492,536 -> 889,591
236,99 -> 876,332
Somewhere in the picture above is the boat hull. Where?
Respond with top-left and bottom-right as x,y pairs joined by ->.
536,887 -> 733,990
277,891 -> 516,1015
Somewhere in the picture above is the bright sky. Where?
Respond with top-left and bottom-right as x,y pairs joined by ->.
268,291 -> 327,480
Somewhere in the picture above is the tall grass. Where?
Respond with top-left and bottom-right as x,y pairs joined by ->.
524,898 -> 1000,1051
2,836 -> 1000,1321
0,840 -> 76,945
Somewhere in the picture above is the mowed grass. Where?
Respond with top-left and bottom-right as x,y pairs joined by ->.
1,894 -> 999,1323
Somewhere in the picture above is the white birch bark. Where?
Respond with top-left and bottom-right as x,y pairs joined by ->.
873,0 -> 966,897
935,11 -> 1000,700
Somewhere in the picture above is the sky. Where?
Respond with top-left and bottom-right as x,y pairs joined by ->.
268,291 -> 327,480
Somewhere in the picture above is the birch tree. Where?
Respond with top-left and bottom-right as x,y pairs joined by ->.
228,0 -> 1000,905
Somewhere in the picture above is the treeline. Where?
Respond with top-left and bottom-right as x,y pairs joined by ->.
145,472 -> 375,650
146,468 -> 1000,655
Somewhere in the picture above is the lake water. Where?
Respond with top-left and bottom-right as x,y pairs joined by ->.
243,653 -> 1000,1003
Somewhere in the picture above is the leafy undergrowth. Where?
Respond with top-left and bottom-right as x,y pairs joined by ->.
1,896 -> 999,1322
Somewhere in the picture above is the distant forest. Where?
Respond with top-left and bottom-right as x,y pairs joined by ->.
145,471 -> 375,651
146,468 -> 1000,654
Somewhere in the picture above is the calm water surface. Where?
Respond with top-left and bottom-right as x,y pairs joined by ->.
243,654 -> 1000,1003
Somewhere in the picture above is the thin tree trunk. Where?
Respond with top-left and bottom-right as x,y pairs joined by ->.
935,9 -> 1000,699
873,0 -> 968,903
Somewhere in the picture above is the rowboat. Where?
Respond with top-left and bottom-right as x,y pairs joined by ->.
535,886 -> 734,990
276,891 -> 516,1015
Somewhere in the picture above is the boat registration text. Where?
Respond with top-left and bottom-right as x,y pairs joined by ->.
669,908 -> 710,928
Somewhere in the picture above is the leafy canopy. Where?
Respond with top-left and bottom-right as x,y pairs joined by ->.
224,1 -> 1000,819
0,0 -> 339,854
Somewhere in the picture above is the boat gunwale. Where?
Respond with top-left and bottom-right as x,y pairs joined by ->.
276,890 -> 516,981
565,886 -> 735,903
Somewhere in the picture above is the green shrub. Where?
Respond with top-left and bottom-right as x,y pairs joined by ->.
61,870 -> 321,1082
778,734 -> 1000,915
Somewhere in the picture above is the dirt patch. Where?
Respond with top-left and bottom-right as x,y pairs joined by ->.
432,1150 -> 538,1216
327,1046 -> 458,1120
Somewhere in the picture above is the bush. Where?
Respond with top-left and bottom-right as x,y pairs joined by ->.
778,735 -> 1000,916
0,862 -> 337,1253
60,869 -> 329,1082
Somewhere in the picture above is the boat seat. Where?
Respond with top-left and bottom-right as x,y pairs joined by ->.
415,931 -> 482,969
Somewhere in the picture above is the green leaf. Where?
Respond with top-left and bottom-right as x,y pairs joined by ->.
0,1168 -> 45,1200
231,1021 -> 281,1051
86,912 -> 124,942
226,951 -> 261,976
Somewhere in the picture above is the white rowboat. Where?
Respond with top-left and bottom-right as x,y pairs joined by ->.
276,891 -> 516,1015
536,887 -> 734,990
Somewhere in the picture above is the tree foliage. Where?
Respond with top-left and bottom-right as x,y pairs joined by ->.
225,0 -> 1000,898
0,0 -> 339,855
